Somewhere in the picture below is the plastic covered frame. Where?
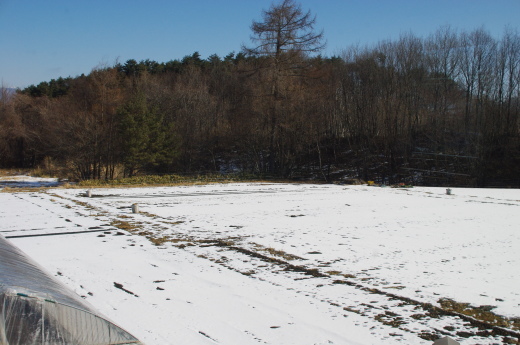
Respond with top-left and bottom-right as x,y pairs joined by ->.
0,235 -> 142,345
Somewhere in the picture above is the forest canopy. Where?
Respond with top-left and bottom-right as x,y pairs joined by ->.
1,1 -> 519,187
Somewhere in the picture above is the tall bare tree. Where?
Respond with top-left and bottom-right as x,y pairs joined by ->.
243,0 -> 325,174
244,0 -> 325,61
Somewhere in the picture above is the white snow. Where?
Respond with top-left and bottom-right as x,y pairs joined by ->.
0,174 -> 60,188
1,179 -> 519,344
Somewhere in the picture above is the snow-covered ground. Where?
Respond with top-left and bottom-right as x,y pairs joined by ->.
1,178 -> 519,344
0,174 -> 61,188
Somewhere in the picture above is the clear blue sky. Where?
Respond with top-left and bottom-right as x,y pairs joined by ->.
1,0 -> 519,88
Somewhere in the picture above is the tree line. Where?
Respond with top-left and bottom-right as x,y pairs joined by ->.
1,0 -> 519,186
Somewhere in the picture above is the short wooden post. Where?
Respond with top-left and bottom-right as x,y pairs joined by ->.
131,203 -> 139,214
446,188 -> 452,195
433,336 -> 460,345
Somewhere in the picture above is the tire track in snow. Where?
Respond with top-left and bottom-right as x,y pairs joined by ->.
182,239 -> 520,344
2,192 -> 117,238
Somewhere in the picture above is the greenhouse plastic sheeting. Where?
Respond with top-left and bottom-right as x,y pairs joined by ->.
0,235 -> 142,345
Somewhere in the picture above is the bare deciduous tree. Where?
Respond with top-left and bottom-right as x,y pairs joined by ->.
244,0 -> 325,61
243,0 -> 325,174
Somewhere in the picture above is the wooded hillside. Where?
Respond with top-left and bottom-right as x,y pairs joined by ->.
1,2 -> 519,186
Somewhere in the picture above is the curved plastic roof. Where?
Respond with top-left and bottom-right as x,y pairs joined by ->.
0,235 -> 143,345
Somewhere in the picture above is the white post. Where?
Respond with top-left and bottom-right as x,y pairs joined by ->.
132,203 -> 139,214
86,189 -> 92,197
433,336 -> 460,345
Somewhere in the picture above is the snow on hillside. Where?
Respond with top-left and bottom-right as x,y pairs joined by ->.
1,181 -> 519,344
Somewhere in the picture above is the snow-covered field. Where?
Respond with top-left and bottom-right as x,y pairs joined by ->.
1,177 -> 519,344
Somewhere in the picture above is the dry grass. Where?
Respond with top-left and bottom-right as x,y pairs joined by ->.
325,270 -> 342,276
439,298 -> 520,331
252,244 -> 303,261
0,186 -> 49,193
0,169 -> 30,176
110,220 -> 141,232
76,174 -> 260,188
149,236 -> 172,246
